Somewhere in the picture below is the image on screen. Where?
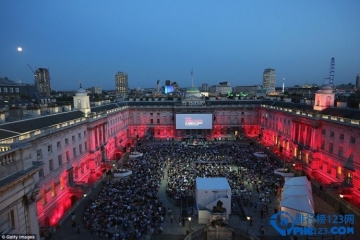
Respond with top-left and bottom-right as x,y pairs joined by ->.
175,114 -> 213,129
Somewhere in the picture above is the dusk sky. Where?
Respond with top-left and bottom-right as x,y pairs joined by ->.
1,1 -> 360,91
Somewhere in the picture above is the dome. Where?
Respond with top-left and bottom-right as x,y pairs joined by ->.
185,86 -> 201,98
186,86 -> 200,93
320,84 -> 332,90
75,87 -> 87,96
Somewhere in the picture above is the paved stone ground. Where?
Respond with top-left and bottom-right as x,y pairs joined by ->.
50,140 -> 359,240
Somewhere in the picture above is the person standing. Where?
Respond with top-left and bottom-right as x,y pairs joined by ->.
170,213 -> 174,223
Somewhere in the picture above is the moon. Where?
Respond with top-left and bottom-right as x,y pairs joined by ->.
17,47 -> 23,52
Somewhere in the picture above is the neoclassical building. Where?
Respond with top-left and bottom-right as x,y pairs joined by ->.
0,85 -> 359,237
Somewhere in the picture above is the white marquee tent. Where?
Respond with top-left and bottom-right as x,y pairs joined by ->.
280,176 -> 314,226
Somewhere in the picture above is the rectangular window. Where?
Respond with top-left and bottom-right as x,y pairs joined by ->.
330,131 -> 334,138
51,183 -> 56,197
150,119 -> 153,124
329,143 -> 333,153
73,147 -> 76,157
15,88 -> 19,93
39,168 -> 44,178
157,119 -> 160,124
37,149 -> 42,158
48,145 -> 52,153
78,133 -> 81,140
66,151 -> 70,162
350,137 -> 356,144
339,134 -> 344,141
84,131 -> 86,137
336,167 -> 342,180
84,141 -> 87,150
79,144 -> 82,154
57,141 -> 61,149
338,147 -> 343,157
322,129 -> 326,135
241,118 -> 244,124
65,138 -> 69,145
0,209 -> 15,233
49,159 -> 54,172
72,135 -> 75,142
58,155 -> 62,166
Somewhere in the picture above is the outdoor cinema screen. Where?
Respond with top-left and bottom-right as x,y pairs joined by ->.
176,114 -> 213,129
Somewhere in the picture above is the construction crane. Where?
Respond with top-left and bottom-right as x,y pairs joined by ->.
27,64 -> 37,77
324,57 -> 335,87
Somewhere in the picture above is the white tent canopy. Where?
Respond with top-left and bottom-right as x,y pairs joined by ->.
284,176 -> 311,191
280,176 -> 314,225
283,185 -> 313,202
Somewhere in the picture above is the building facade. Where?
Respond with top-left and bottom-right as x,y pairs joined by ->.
1,87 -> 360,237
263,68 -> 276,92
115,72 -> 128,98
35,68 -> 51,97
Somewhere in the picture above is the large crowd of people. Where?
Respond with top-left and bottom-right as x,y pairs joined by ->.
82,139 -> 287,239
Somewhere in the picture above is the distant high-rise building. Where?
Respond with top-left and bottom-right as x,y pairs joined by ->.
35,68 -> 51,96
263,68 -> 276,91
356,74 -> 360,89
165,80 -> 171,86
202,83 -> 209,92
115,72 -> 128,98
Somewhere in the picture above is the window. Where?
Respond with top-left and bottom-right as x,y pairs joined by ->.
51,182 -> 56,197
41,189 -> 47,205
3,88 -> 8,93
72,135 -> 75,142
322,129 -> 326,135
150,113 -> 153,116
37,149 -> 42,158
65,138 -> 69,145
48,145 -> 52,153
346,172 -> 353,186
9,88 -> 13,93
157,119 -> 160,124
60,177 -> 65,190
84,141 -> 87,151
150,119 -> 153,124
39,168 -> 44,178
79,144 -> 82,154
73,147 -> 76,157
0,209 -> 15,233
78,133 -> 81,140
339,134 -> 344,141
336,167 -> 342,180
49,159 -> 54,172
57,141 -> 61,149
66,151 -> 70,162
84,131 -> 86,137
330,131 -> 334,138
241,118 -> 244,124
350,137 -> 356,144
329,143 -> 333,153
15,88 -> 19,93
157,112 -> 160,115
58,155 -> 62,166
338,147 -> 343,157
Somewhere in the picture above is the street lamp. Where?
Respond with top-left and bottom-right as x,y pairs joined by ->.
83,194 -> 87,198
339,194 -> 344,199
188,217 -> 191,233
246,216 -> 250,233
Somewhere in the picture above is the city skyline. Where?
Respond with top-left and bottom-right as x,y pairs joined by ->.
1,1 -> 360,91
